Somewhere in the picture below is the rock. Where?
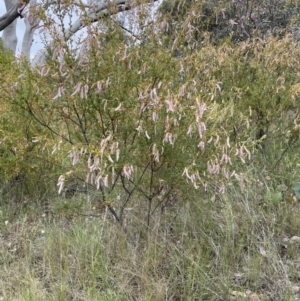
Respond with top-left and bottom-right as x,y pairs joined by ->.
290,236 -> 300,243
292,285 -> 300,294
248,293 -> 261,301
231,290 -> 247,298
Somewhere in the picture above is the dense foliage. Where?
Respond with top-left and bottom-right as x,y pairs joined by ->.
0,0 -> 300,230
2,1 -> 300,300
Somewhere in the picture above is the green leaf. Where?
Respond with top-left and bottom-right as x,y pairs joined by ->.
292,183 -> 300,197
271,192 -> 282,204
292,183 -> 300,190
291,183 -> 300,198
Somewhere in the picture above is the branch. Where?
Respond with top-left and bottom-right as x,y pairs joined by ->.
0,2 -> 29,31
111,18 -> 141,40
33,0 -> 158,66
44,0 -> 95,9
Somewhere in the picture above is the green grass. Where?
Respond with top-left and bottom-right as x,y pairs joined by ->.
1,177 -> 300,301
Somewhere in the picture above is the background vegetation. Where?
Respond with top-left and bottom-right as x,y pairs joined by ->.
1,0 -> 300,300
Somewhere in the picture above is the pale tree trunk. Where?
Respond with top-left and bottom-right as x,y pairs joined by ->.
21,0 -> 39,59
2,0 -> 18,53
0,0 -> 158,64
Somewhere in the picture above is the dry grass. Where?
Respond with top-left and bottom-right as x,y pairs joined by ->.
1,177 -> 300,301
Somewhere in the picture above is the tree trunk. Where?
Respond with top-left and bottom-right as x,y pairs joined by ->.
21,0 -> 38,59
2,0 -> 18,53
